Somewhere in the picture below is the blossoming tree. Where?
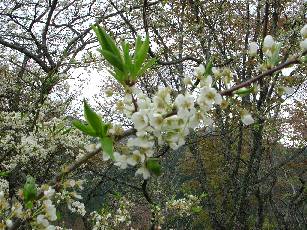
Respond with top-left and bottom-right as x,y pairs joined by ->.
0,1 -> 306,229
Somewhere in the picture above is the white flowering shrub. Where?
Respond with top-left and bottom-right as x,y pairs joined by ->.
0,110 -> 89,190
89,196 -> 133,230
0,178 -> 84,229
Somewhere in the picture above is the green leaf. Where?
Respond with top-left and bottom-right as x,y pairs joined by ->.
134,36 -> 150,70
205,58 -> 214,76
270,43 -> 282,65
0,171 -> 10,177
92,25 -> 122,58
100,137 -> 114,160
56,211 -> 62,220
72,120 -> 97,137
191,206 -> 202,214
23,176 -> 37,206
134,36 -> 143,59
101,124 -> 110,137
146,158 -> 161,176
100,49 -> 125,72
83,100 -> 103,137
26,201 -> 34,209
108,70 -> 125,84
122,41 -> 132,74
235,87 -> 253,96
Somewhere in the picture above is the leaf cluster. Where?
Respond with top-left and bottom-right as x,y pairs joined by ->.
72,101 -> 114,159
92,25 -> 155,86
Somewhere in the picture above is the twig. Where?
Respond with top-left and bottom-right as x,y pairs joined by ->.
220,51 -> 307,96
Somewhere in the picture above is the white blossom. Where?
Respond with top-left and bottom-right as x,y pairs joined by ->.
102,151 -> 110,161
149,113 -> 164,130
11,202 -> 23,218
135,165 -> 151,180
127,150 -> 145,166
85,144 -> 96,153
37,214 -> 50,227
0,179 -> 9,193
6,219 -> 13,228
122,95 -> 135,117
174,94 -> 195,120
68,201 -> 86,216
197,87 -> 222,110
183,76 -> 192,85
114,152 -> 128,169
175,94 -> 194,111
0,191 -> 8,210
136,96 -> 151,110
194,64 -> 205,76
199,75 -> 213,87
164,130 -> 186,150
44,187 -> 55,198
43,199 -> 57,221
127,136 -> 154,149
131,111 -> 149,131
153,87 -> 171,114
241,113 -> 254,126
108,124 -> 124,136
212,67 -> 221,76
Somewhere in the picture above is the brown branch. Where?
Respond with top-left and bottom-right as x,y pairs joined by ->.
52,128 -> 135,184
220,50 -> 307,96
41,0 -> 58,68
0,37 -> 50,72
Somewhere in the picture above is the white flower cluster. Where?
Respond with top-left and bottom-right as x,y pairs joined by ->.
36,199 -> 57,229
0,179 -> 85,230
30,186 -> 58,229
108,67 -> 224,179
90,197 -> 132,230
0,191 -> 23,229
68,200 -> 86,216
0,191 -> 9,211
165,194 -> 202,217
0,186 -> 58,229
262,35 -> 276,57
249,25 -> 307,58
56,179 -> 86,217
0,179 -> 9,194
0,191 -> 13,228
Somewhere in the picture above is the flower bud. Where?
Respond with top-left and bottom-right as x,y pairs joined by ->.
248,41 -> 258,56
263,35 -> 275,50
105,89 -> 113,97
183,76 -> 192,85
194,64 -> 205,76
